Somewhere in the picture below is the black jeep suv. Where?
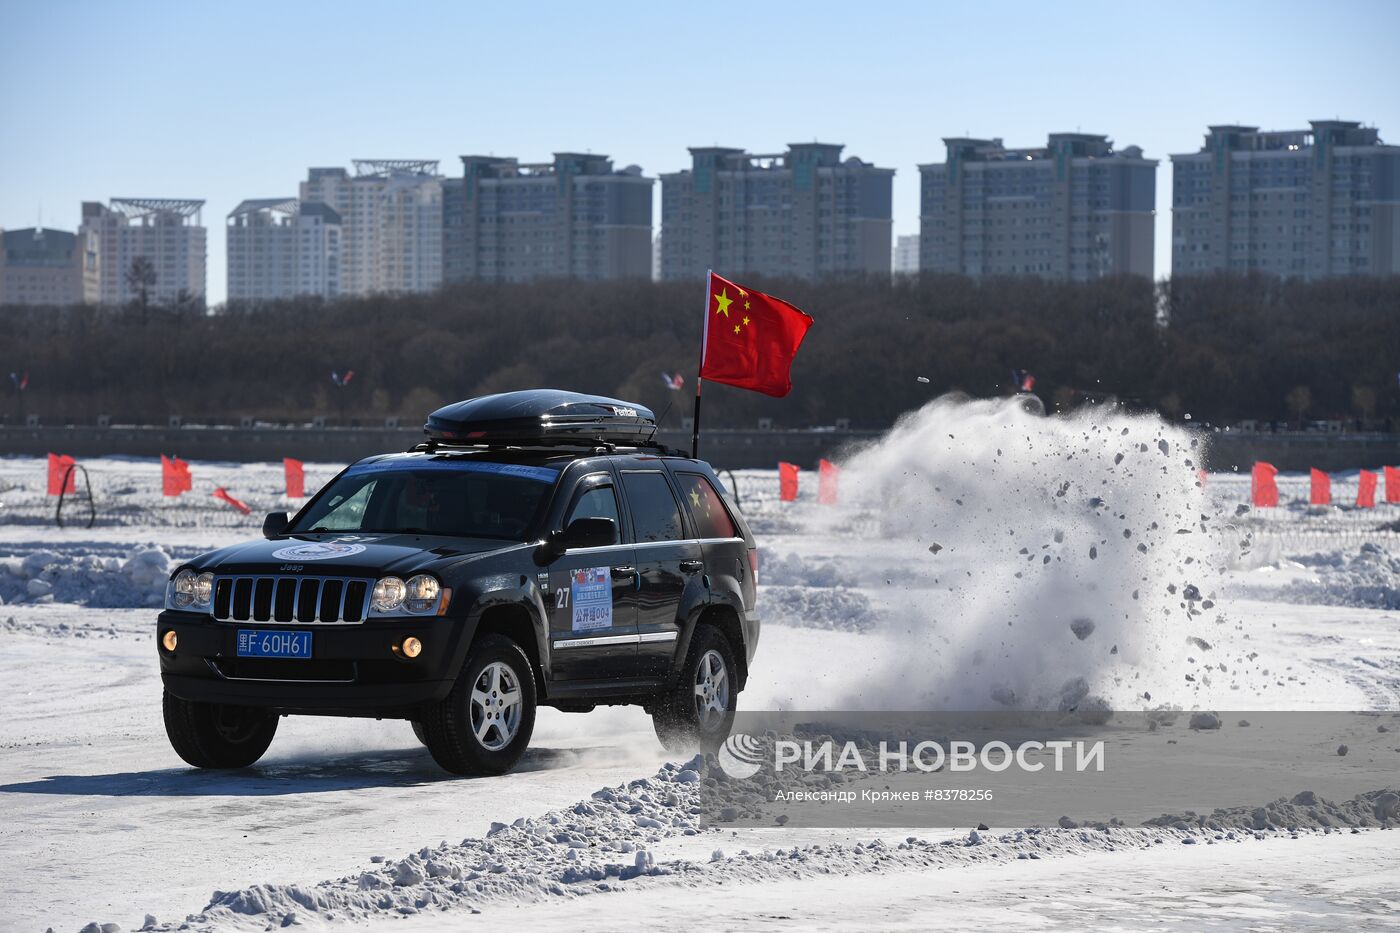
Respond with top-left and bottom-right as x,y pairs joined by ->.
156,390 -> 759,775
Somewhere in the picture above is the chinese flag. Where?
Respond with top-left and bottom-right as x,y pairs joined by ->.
1309,468 -> 1330,506
47,453 -> 77,496
700,272 -> 813,398
817,459 -> 840,505
1251,462 -> 1278,508
176,457 -> 192,493
284,458 -> 305,499
213,487 -> 252,515
1385,466 -> 1400,504
1357,470 -> 1377,508
778,462 -> 800,502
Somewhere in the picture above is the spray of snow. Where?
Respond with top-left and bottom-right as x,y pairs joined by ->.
754,395 -> 1237,712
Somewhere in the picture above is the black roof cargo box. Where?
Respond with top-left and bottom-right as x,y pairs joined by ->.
424,389 -> 657,447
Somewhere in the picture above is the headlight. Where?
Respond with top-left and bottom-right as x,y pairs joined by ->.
404,574 -> 441,614
168,569 -> 214,611
194,572 -> 214,608
370,574 -> 443,615
169,569 -> 197,609
371,576 -> 407,613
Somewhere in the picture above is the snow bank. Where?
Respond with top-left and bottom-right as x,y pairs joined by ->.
115,755 -> 1395,932
767,395 -> 1236,711
758,550 -> 875,630
1280,543 -> 1400,611
0,545 -> 171,608
1144,787 -> 1400,833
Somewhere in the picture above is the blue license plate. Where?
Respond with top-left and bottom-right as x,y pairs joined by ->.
236,629 -> 313,659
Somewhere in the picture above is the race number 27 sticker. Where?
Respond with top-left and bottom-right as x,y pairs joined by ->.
570,567 -> 612,633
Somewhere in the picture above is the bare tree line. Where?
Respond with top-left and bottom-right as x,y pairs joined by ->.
2,273 -> 1397,430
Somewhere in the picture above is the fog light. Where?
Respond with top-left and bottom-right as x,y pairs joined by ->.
401,636 -> 422,659
162,630 -> 178,652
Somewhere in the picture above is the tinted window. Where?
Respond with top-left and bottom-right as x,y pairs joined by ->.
675,473 -> 737,539
621,472 -> 684,542
291,464 -> 553,540
567,485 -> 620,545
313,480 -> 376,530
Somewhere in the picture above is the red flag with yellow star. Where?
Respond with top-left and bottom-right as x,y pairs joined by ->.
700,272 -> 813,398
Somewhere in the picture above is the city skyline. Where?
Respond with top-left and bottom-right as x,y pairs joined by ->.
3,0 -> 1398,304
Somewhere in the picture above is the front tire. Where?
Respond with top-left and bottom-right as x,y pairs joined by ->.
652,625 -> 738,753
162,689 -> 278,769
422,634 -> 536,776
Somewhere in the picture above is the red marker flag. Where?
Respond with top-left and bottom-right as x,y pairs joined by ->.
1309,468 -> 1331,506
778,462 -> 800,502
817,459 -> 840,505
213,487 -> 252,515
1251,462 -> 1278,508
1385,466 -> 1400,504
1357,470 -> 1377,508
284,458 -> 305,499
700,272 -> 813,398
47,453 -> 77,496
161,455 -> 189,497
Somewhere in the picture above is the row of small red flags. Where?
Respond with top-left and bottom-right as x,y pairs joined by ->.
778,460 -> 841,504
46,453 -> 308,515
779,459 -> 1400,511
1251,462 -> 1400,508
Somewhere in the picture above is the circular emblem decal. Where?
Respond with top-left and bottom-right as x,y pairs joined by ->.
270,541 -> 368,561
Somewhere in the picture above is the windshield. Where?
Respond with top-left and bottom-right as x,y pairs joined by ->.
288,459 -> 558,540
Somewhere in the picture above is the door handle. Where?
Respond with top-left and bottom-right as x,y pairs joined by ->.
679,560 -> 704,573
611,566 -> 636,577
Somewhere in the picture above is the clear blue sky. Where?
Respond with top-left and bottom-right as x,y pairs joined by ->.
3,0 -> 1398,305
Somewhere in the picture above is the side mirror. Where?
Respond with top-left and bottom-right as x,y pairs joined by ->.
562,517 -> 617,550
534,517 -> 616,565
262,511 -> 289,539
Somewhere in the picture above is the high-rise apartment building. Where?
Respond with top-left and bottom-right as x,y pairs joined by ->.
0,227 -> 99,306
80,199 -> 206,304
660,143 -> 894,281
919,134 -> 1156,280
893,234 -> 920,276
226,199 -> 342,302
1171,120 -> 1400,278
442,153 -> 653,283
300,160 -> 443,296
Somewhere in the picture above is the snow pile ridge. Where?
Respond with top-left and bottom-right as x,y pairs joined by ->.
1279,543 -> 1400,611
118,757 -> 1396,933
0,545 -> 170,608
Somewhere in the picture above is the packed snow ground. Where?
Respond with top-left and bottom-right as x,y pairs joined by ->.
3,400 -> 1400,931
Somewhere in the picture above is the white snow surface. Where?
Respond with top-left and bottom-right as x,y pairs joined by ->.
3,398 -> 1400,931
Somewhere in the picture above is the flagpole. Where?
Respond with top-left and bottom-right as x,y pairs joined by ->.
691,270 -> 712,459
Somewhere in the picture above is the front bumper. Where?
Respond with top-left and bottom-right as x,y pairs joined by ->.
157,610 -> 476,717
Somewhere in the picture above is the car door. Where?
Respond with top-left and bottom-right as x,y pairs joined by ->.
545,473 -> 639,681
620,469 -> 704,677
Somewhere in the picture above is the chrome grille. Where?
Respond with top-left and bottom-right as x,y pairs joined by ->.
213,575 -> 373,624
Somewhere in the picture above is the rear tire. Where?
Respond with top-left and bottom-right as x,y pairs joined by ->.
651,625 -> 738,754
162,689 -> 278,769
411,720 -> 428,746
422,634 -> 536,776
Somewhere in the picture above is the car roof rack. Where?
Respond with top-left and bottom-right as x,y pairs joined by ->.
415,389 -> 687,457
